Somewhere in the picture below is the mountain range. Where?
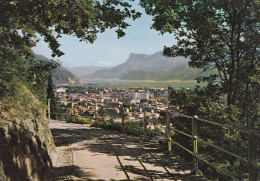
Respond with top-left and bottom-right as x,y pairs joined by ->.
34,51 -> 215,83
69,52 -> 194,80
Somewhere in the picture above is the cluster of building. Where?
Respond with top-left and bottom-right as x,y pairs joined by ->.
54,87 -> 171,133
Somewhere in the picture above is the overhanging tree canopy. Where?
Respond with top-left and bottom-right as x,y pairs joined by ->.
140,0 -> 259,106
0,0 -> 141,57
0,0 -> 141,97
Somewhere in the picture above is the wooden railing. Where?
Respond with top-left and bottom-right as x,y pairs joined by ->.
164,111 -> 260,181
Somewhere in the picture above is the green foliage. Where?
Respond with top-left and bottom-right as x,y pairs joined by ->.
65,87 -> 88,94
99,107 -> 120,118
0,51 -> 27,98
1,0 -> 141,57
155,3 -> 260,177
91,120 -> 159,138
169,85 -> 257,129
0,78 -> 46,118
169,86 -> 221,115
168,87 -> 254,179
172,105 -> 249,179
124,121 -> 144,136
66,115 -> 91,124
0,0 -> 141,113
140,0 -> 259,107
0,49 -> 48,114
91,120 -> 122,131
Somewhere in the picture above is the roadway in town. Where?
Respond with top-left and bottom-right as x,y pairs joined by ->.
49,119 -> 208,181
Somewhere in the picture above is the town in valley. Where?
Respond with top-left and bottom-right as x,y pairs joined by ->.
54,86 -> 182,134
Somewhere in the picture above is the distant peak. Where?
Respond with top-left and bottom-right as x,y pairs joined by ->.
129,53 -> 148,57
127,53 -> 149,62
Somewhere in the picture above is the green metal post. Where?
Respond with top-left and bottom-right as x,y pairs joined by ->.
166,110 -> 172,152
47,98 -> 51,119
248,132 -> 257,181
192,115 -> 199,174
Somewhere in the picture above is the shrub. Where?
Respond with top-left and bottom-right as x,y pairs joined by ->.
66,115 -> 91,124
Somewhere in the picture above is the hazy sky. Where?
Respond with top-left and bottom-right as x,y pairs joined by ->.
32,4 -> 177,68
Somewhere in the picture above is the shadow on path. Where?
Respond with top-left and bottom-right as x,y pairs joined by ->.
50,121 -> 208,180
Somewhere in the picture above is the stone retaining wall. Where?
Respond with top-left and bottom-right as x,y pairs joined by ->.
0,109 -> 55,181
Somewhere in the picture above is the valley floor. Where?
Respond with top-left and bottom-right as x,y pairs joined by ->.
83,80 -> 199,88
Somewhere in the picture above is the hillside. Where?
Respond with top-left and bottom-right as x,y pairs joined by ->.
34,54 -> 81,84
51,66 -> 81,84
121,63 -> 207,81
86,52 -> 189,79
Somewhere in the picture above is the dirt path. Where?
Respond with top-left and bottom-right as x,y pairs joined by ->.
49,120 -> 207,181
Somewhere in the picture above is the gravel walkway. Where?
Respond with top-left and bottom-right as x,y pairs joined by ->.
49,120 -> 208,181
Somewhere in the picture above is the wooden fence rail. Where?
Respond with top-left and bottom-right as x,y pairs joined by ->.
165,111 -> 259,181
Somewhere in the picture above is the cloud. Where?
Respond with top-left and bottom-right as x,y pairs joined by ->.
98,60 -> 115,66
